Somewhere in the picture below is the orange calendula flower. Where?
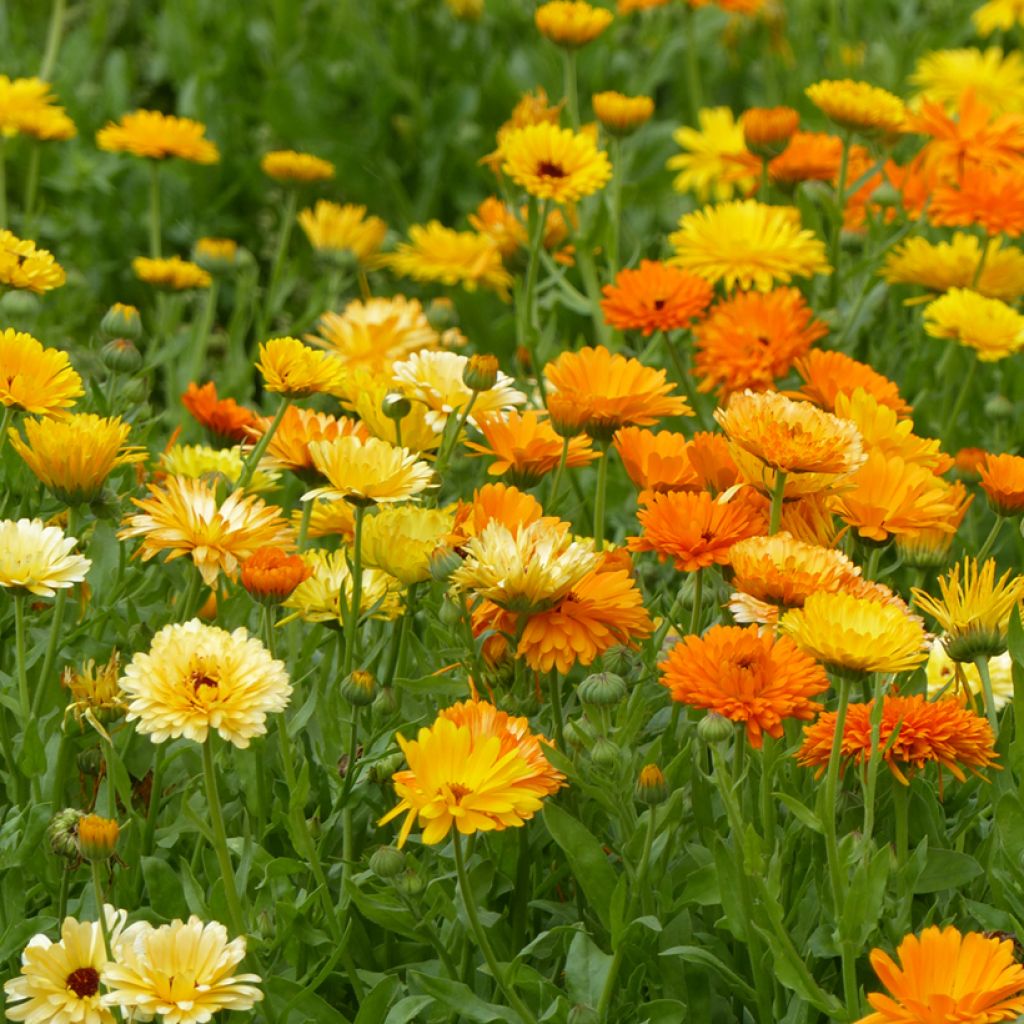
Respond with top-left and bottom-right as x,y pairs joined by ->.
256,336 -> 348,398
544,345 -> 691,441
0,229 -> 66,294
628,490 -> 764,572
592,91 -> 654,135
260,149 -> 335,182
687,431 -> 741,494
600,260 -> 714,336
96,109 -> 219,163
240,547 -> 312,604
468,197 -> 527,258
0,328 -> 83,415
182,382 -> 259,444
247,405 -> 368,479
500,123 -> 613,204
693,287 -> 828,396
535,1 -> 613,46
613,426 -> 699,495
379,699 -> 566,847
929,165 -> 1024,236
119,475 -> 294,586
466,410 -> 598,487
660,624 -> 829,748
448,482 -> 548,548
741,105 -> 800,157
768,131 -> 854,186
795,349 -> 911,416
856,926 -> 1024,1024
805,79 -> 907,134
979,451 -> 1024,515
132,256 -> 211,291
798,695 -> 998,785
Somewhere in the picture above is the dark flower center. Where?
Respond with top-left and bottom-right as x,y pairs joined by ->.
653,298 -> 667,310
537,160 -> 567,179
192,672 -> 219,693
448,782 -> 472,802
66,967 -> 100,998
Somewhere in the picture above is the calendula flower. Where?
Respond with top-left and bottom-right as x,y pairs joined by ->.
923,288 -> 1024,361
380,700 -> 565,847
120,619 -> 290,747
448,482 -> 547,547
669,200 -> 831,292
256,336 -> 348,397
613,426 -> 699,495
600,260 -> 714,336
297,200 -> 387,262
667,107 -> 757,202
910,47 -> 1024,114
741,105 -> 800,156
805,78 -> 906,133
182,382 -> 258,444
9,413 -> 146,505
192,237 -> 240,274
103,916 -> 262,1023
63,651 -> 126,733
360,505 -> 454,584
247,405 -> 367,479
856,926 -> 1024,1024
768,131 -> 862,187
345,369 -> 441,453
468,197 -> 528,258
781,590 -> 929,675
979,451 -> 1024,515
795,349 -> 910,416
0,518 -> 90,596
304,433 -> 434,505
3,910 -> 126,1024
0,76 -> 75,140
280,548 -> 403,626
832,389 -> 948,472
881,233 -> 1024,303
715,389 -> 866,497
0,229 -> 66,294
119,475 -> 293,586
160,444 -> 278,491
534,1 -> 613,46
261,149 -> 334,182
544,345 -> 690,441
929,167 -> 1024,237
466,410 -> 598,487
912,558 -> 1024,662
974,0 -> 1024,35
628,490 -> 764,571
383,222 -> 512,297
452,518 -> 596,612
660,625 -> 829,748
500,123 -> 612,203
926,639 -> 1014,716
799,695 -> 998,785
96,109 -> 219,162
592,91 -> 654,135
0,328 -> 82,414
392,350 -> 526,434
482,87 -> 565,173
693,287 -> 827,396
239,547 -> 311,604
132,256 -> 211,291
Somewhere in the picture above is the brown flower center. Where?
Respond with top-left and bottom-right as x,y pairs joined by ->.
537,160 -> 567,179
66,967 -> 100,998
191,672 -> 219,694
448,782 -> 472,803
652,298 -> 667,310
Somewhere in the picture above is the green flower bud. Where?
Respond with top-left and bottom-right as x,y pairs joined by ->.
101,338 -> 143,374
369,845 -> 406,879
462,354 -> 499,392
100,303 -> 142,341
439,596 -> 464,627
48,808 -> 84,861
341,670 -> 377,707
429,546 -> 463,582
698,712 -> 736,745
382,392 -> 412,421
426,297 -> 457,332
634,764 -> 668,806
590,736 -> 619,768
578,671 -> 626,707
985,395 -> 1014,420
393,867 -> 425,896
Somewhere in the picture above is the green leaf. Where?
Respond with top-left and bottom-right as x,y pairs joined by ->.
839,845 -> 890,947
564,929 -> 612,1009
407,971 -> 520,1023
660,946 -> 756,1003
268,975 -> 353,1024
543,803 -> 617,932
141,856 -> 189,919
383,996 -> 434,1024
774,793 -> 824,834
637,999 -> 688,1024
353,976 -> 401,1024
912,848 -> 984,894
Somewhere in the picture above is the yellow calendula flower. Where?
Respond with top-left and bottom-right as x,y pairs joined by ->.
923,288 -> 1024,361
304,434 -> 435,506
0,75 -> 76,140
927,639 -> 1014,710
63,650 -> 126,734
96,109 -> 219,162
592,91 -> 654,135
451,518 -> 597,613
345,370 -> 442,453
0,518 -> 91,596
280,548 -> 404,625
193,236 -> 240,272
832,389 -> 946,472
0,229 -> 66,293
297,200 -> 387,262
9,413 -> 146,505
104,917 -> 262,1023
360,505 -> 454,584
261,149 -> 335,182
500,122 -> 613,204
780,591 -> 929,676
912,558 -> 1024,662
383,221 -> 512,297
667,107 -> 757,201
0,328 -> 83,414
132,256 -> 211,291
805,78 -> 907,133
910,47 -> 1024,114
160,443 -> 279,492
120,619 -> 290,747
669,200 -> 831,292
535,1 -> 613,47
293,498 -> 355,541
256,336 -> 348,397
974,0 -> 1024,35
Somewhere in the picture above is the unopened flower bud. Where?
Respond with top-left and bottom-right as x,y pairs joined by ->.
426,297 -> 457,332
77,814 -> 120,862
634,763 -> 668,805
374,685 -> 399,717
590,735 -> 619,768
100,303 -> 142,341
870,182 -> 901,207
369,845 -> 406,878
48,809 -> 84,861
101,338 -> 143,374
578,671 -> 626,707
342,670 -> 377,707
369,751 -> 405,784
985,395 -> 1014,420
193,237 -> 240,274
429,546 -> 463,582
394,867 -> 425,896
462,354 -> 500,392
439,595 -> 464,627
698,712 -> 736,745
381,392 -> 412,421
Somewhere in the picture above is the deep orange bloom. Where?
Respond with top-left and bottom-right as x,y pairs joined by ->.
693,287 -> 828,395
741,106 -> 800,153
449,482 -> 548,548
544,345 -> 691,439
659,624 -> 829,748
628,490 -> 764,571
930,165 -> 1024,236
979,452 -> 1024,515
795,349 -> 912,416
613,427 -> 698,494
240,547 -> 312,604
182,382 -> 259,444
247,405 -> 368,478
955,446 -> 988,479
600,260 -> 714,336
768,132 -> 863,186
466,410 -> 598,486
857,926 -> 1024,1024
798,694 -> 999,785
687,431 -> 741,494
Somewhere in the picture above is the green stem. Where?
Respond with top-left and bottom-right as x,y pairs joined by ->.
57,865 -> 70,921
148,161 -> 162,259
260,189 -> 299,337
452,832 -> 539,1024
91,861 -> 113,960
768,470 -> 787,535
0,137 -> 6,230
828,132 -> 851,307
861,673 -> 885,844
344,505 -> 367,676
683,6 -> 702,125
548,672 -> 566,752
607,137 -> 623,278
297,498 -> 313,552
942,354 -> 977,447
39,0 -> 67,80
238,397 -> 290,490
433,392 -> 478,483
35,505 -> 78,717
970,234 -> 995,289
593,445 -> 609,551
574,236 -> 611,347
892,780 -> 909,868
13,594 -> 31,726
689,569 -> 703,635
177,569 -> 204,622
459,592 -> 487,688
201,738 -> 247,936
183,278 -> 218,395
822,672 -> 851,913
22,145 -> 41,235
976,518 -> 1005,564
976,655 -> 1001,739
561,49 -> 580,129
0,694 -> 19,804
546,436 -> 571,511
140,743 -> 165,859
520,197 -> 549,403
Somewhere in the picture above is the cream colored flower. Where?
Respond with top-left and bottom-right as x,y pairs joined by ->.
0,518 -> 90,596
304,434 -> 435,505
360,505 -> 454,584
926,639 -> 1014,710
280,549 -> 404,625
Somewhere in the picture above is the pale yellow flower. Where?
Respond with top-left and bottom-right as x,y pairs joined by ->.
0,518 -> 90,596
304,434 -> 435,506
280,549 -> 404,625
360,505 -> 454,584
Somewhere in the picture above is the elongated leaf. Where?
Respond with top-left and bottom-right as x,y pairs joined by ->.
543,803 -> 617,931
